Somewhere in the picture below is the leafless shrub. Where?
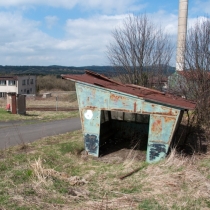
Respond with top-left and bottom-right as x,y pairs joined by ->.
107,14 -> 173,90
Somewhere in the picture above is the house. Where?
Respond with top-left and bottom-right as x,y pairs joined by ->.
168,70 -> 210,99
0,75 -> 36,98
148,76 -> 168,92
62,70 -> 195,163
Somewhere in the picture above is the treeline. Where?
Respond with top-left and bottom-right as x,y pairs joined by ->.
0,65 -> 116,76
37,75 -> 75,91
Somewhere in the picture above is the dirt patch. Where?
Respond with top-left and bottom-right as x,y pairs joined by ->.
102,149 -> 146,163
86,148 -> 146,164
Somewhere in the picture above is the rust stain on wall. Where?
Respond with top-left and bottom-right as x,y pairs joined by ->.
152,119 -> 162,133
110,93 -> 126,101
134,102 -> 137,113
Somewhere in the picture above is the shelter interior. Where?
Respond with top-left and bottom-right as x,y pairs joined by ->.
99,110 -> 150,156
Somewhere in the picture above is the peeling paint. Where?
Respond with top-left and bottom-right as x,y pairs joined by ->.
148,143 -> 167,161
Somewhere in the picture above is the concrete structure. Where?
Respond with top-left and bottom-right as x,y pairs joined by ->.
0,75 -> 36,98
42,93 -> 51,98
7,93 -> 26,114
176,0 -> 189,71
62,71 -> 195,163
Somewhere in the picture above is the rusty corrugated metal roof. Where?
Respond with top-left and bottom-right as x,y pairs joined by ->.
62,70 -> 196,110
0,76 -> 18,80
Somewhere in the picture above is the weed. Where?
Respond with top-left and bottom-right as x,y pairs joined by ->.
0,195 -> 9,205
138,198 -> 165,210
52,178 -> 69,194
206,199 -> 210,208
121,185 -> 141,194
59,141 -> 84,155
11,169 -> 33,184
0,162 -> 7,171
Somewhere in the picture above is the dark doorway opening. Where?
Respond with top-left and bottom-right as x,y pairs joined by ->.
99,110 -> 150,156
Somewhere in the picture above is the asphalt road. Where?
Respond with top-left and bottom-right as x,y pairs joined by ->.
0,117 -> 81,149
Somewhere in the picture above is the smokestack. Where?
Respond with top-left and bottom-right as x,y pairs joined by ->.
176,0 -> 188,71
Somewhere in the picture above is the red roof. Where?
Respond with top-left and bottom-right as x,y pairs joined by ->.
0,76 -> 18,80
62,71 -> 195,110
177,70 -> 210,80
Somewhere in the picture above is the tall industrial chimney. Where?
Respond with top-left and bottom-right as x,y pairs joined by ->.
176,0 -> 188,71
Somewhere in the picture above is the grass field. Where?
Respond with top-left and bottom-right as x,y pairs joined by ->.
0,91 -> 79,122
0,108 -> 79,122
0,130 -> 209,210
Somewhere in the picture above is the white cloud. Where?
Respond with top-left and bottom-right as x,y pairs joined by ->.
0,7 -> 207,66
0,12 -> 127,66
0,0 -> 146,13
147,10 -> 178,36
0,0 -> 78,9
45,16 -> 59,29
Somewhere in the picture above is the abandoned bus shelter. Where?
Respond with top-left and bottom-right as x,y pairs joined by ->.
62,71 -> 195,163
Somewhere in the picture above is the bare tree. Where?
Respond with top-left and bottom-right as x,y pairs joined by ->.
168,18 -> 210,152
107,14 -> 173,89
185,18 -> 210,125
169,18 -> 210,125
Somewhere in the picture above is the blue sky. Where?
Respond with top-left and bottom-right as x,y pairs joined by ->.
0,0 -> 209,66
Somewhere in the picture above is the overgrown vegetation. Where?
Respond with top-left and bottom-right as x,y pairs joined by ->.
0,130 -> 209,209
37,75 -> 75,91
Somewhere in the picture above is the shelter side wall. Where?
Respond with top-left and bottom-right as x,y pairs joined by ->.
146,111 -> 181,163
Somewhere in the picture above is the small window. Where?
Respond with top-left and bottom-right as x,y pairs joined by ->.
30,79 -> 33,84
24,89 -> 26,93
124,113 -> 135,121
22,80 -> 26,85
8,80 -> 15,86
0,80 -> 6,86
100,110 -> 110,123
0,92 -> 5,97
27,79 -> 29,85
136,114 -> 150,123
104,111 -> 109,122
111,111 -> 123,120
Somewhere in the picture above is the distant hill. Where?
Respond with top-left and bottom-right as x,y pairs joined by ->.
0,65 -> 175,76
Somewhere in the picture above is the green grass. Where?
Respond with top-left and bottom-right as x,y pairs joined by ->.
0,108 -> 79,122
138,198 -> 166,210
0,130 -> 209,209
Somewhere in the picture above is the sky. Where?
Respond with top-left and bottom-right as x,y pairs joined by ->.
0,0 -> 209,67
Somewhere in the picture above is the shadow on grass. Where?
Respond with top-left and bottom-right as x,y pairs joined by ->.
172,123 -> 208,155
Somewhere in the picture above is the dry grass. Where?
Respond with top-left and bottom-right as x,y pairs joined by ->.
27,91 -> 78,108
0,91 -> 78,109
0,130 -> 209,210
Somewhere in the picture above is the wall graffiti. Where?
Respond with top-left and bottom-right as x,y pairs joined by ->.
149,143 -> 166,161
84,134 -> 99,155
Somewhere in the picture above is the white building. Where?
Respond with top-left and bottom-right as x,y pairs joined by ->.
0,75 -> 36,97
